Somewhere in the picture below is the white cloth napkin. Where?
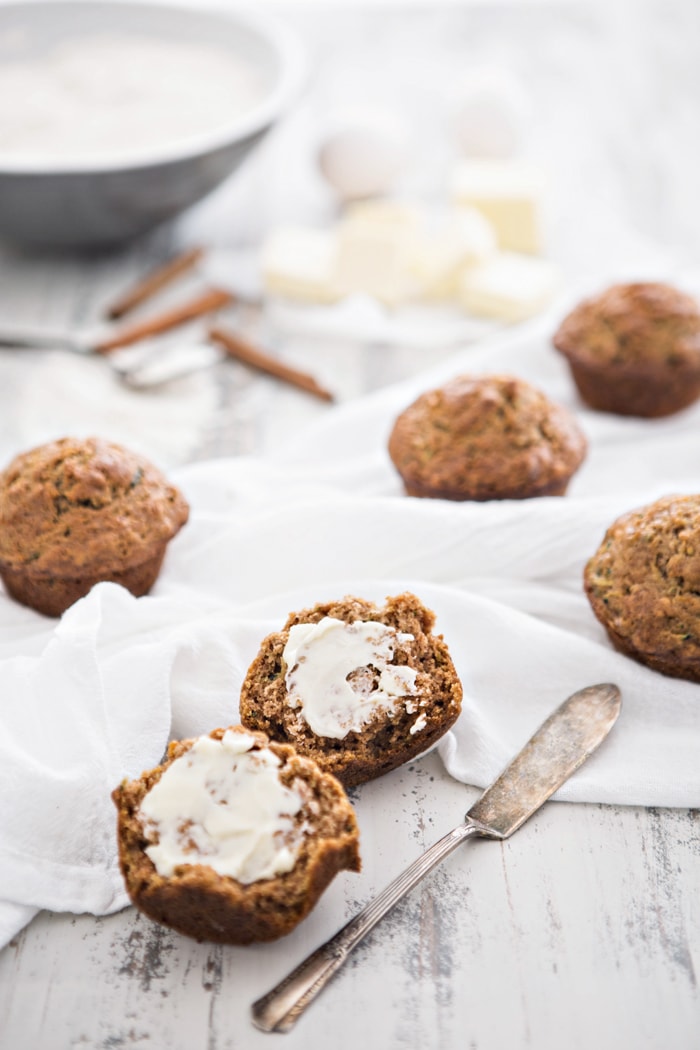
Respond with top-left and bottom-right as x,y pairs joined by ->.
2,296 -> 700,949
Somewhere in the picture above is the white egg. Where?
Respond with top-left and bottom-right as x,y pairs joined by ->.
452,68 -> 531,159
317,110 -> 409,201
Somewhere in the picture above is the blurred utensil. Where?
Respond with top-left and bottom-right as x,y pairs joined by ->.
0,321 -> 106,353
111,340 -> 225,389
0,246 -> 331,394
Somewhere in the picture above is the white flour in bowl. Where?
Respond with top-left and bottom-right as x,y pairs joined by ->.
0,34 -> 269,164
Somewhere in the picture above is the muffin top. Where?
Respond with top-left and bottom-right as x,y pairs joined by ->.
553,282 -> 700,368
584,494 -> 700,666
0,436 -> 189,576
387,373 -> 587,500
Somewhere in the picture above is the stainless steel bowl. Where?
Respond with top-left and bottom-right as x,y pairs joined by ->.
0,0 -> 305,247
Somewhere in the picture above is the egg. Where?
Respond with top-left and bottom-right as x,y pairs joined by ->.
317,110 -> 409,201
452,67 -> 531,159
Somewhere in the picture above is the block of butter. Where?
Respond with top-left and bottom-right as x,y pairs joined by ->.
341,198 -> 422,232
459,251 -> 558,322
261,226 -> 341,304
451,159 -> 545,254
408,207 -> 497,300
335,202 -> 421,307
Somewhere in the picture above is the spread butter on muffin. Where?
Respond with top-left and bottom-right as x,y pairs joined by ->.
387,373 -> 587,501
0,436 -> 189,617
584,494 -> 700,682
239,592 -> 463,788
553,281 -> 700,417
113,725 -> 360,944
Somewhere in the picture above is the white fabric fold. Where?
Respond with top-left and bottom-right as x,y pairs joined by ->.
2,300 -> 700,949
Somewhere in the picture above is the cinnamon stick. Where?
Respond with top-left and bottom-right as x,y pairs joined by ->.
105,246 -> 205,320
94,287 -> 233,354
209,325 -> 335,403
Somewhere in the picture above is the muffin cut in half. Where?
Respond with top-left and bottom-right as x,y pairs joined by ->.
387,373 -> 587,501
553,281 -> 700,417
584,494 -> 700,682
113,726 -> 360,944
0,436 -> 189,616
239,592 -> 463,787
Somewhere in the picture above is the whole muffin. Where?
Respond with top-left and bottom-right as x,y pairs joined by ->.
240,592 -> 463,788
584,494 -> 700,682
113,726 -> 360,944
0,436 -> 189,616
553,281 -> 700,417
387,373 -> 587,501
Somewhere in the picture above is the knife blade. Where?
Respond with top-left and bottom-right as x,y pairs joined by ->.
251,682 -> 621,1033
467,681 -> 621,838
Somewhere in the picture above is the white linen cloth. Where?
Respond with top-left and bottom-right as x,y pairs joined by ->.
2,296 -> 700,949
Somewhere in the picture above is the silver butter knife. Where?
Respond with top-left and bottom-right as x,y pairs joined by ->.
251,682 -> 622,1033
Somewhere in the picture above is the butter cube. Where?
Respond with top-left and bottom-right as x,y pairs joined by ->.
335,205 -> 420,306
342,199 -> 423,232
408,207 -> 497,300
451,159 -> 545,254
459,252 -> 558,322
261,226 -> 341,303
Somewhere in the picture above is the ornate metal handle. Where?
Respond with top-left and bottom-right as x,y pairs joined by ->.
251,821 -> 481,1033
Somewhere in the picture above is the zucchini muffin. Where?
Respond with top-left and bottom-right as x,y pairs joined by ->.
239,592 -> 463,787
553,281 -> 700,417
387,374 -> 587,501
0,436 -> 189,616
113,726 -> 360,944
584,494 -> 700,682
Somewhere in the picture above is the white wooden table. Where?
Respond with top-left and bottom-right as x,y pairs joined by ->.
1,4 -> 699,1048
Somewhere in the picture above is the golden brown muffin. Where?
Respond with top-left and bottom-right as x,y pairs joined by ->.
0,436 -> 189,617
113,726 -> 360,945
553,282 -> 700,417
387,374 -> 587,501
584,494 -> 700,682
239,592 -> 463,788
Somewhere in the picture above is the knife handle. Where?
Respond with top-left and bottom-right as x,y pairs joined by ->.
251,820 -> 480,1033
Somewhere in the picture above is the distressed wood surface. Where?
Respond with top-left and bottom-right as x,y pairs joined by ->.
1,3 -> 700,1048
1,752 -> 698,1049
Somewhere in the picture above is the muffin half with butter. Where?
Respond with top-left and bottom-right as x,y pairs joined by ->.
239,592 -> 463,787
388,374 -> 587,501
0,436 -> 189,616
113,726 -> 360,944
